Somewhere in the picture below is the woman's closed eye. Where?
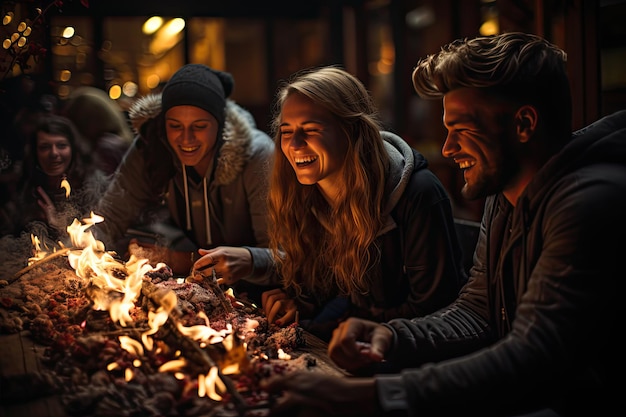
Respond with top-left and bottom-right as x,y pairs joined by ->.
304,127 -> 322,135
192,123 -> 209,130
167,122 -> 183,130
281,127 -> 322,138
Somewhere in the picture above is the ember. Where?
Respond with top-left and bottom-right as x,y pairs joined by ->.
0,215 -> 337,417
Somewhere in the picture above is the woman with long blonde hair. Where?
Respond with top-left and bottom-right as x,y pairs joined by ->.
263,66 -> 466,340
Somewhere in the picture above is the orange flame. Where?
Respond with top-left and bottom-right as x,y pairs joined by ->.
59,212 -> 258,401
198,367 -> 226,401
119,335 -> 144,357
61,177 -> 71,198
66,213 -> 156,326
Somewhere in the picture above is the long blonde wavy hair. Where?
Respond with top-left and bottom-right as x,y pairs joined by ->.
268,66 -> 389,300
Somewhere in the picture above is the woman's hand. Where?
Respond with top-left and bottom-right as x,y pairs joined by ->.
262,288 -> 298,326
194,246 -> 253,286
36,186 -> 65,231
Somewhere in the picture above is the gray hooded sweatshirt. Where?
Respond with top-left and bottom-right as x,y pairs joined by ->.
95,94 -> 276,285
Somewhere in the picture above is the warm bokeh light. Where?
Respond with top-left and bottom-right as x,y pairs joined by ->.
143,16 -> 163,35
122,81 -> 138,97
3,12 -> 14,25
149,18 -> 185,56
146,73 -> 161,89
109,84 -> 122,100
163,18 -> 185,37
59,69 -> 71,82
57,84 -> 70,98
62,26 -> 75,38
376,60 -> 392,75
479,19 -> 499,36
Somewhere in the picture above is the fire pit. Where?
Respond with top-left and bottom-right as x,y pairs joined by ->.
0,215 -> 344,417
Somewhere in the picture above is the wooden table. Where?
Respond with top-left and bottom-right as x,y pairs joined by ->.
0,331 -> 67,417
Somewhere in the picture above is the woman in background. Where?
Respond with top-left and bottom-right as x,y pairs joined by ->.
0,114 -> 108,240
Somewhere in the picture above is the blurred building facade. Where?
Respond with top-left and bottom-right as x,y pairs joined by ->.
2,0 -> 625,221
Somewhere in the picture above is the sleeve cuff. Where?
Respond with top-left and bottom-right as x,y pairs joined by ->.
243,246 -> 276,285
376,374 -> 409,415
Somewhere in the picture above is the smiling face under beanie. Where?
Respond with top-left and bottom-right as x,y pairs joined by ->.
161,64 -> 235,127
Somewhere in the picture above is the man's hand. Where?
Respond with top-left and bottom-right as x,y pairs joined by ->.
260,371 -> 379,417
261,288 -> 297,325
328,318 -> 392,373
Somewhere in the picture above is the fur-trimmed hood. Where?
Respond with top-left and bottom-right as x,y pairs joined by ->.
128,93 -> 256,185
94,92 -> 275,255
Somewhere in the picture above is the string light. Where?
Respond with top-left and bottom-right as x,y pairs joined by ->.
1,1 -> 89,81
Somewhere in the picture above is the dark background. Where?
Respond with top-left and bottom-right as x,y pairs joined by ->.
1,0 -> 625,221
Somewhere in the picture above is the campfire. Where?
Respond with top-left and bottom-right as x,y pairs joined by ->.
0,213 -> 319,417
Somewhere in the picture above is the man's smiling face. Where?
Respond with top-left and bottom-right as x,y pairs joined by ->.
441,87 -> 520,200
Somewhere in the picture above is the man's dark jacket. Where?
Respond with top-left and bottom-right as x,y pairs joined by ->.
376,110 -> 626,417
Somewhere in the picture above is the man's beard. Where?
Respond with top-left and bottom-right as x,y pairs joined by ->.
461,158 -> 516,200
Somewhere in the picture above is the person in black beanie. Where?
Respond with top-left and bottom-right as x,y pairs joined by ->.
94,64 -> 279,301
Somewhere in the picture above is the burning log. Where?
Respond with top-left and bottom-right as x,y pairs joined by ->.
140,279 -> 250,415
11,247 -> 71,282
189,267 -> 235,314
160,319 -> 250,415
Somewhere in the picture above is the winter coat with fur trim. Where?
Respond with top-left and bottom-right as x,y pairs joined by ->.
95,93 -> 277,285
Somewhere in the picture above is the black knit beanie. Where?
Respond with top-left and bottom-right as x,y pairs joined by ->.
161,64 -> 234,126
